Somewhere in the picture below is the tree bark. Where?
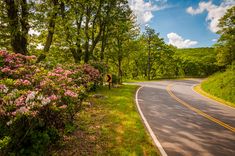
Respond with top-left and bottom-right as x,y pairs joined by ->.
84,6 -> 90,63
5,0 -> 28,55
37,0 -> 58,63
118,58 -> 122,84
74,11 -> 83,63
20,0 -> 29,54
100,27 -> 106,61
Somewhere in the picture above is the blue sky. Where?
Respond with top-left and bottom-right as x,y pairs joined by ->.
129,0 -> 235,48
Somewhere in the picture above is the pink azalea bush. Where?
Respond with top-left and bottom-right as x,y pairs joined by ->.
0,51 -> 101,154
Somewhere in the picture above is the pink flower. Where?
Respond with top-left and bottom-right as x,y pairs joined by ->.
64,90 -> 78,98
31,111 -> 38,117
0,84 -> 8,93
26,91 -> 37,103
59,105 -> 67,109
15,95 -> 26,106
54,67 -> 64,73
64,70 -> 73,76
1,67 -> 11,73
15,79 -> 31,86
15,64 -> 24,68
17,106 -> 29,114
40,80 -> 47,87
11,111 -> 17,116
48,72 -> 61,77
25,55 -> 36,60
0,50 -> 7,57
49,94 -> 58,101
23,80 -> 31,85
0,107 -> 5,116
41,98 -> 51,106
67,78 -> 72,82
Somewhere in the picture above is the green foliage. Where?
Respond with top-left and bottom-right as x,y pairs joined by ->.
64,123 -> 77,135
111,74 -> 119,84
121,27 -> 178,80
0,56 -> 3,67
201,66 -> 235,104
175,48 -> 219,77
216,6 -> 235,67
90,62 -> 108,75
0,136 -> 11,150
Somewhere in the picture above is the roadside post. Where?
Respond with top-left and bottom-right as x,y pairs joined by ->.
106,74 -> 112,90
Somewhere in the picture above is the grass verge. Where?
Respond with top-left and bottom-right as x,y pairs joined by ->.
196,68 -> 235,108
194,84 -> 235,108
52,85 -> 159,155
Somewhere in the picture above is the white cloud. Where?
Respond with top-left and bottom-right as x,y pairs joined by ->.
212,38 -> 217,42
167,32 -> 198,48
143,11 -> 154,23
186,1 -> 235,33
128,0 -> 168,25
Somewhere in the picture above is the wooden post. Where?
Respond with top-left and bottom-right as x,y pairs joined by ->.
106,74 -> 112,90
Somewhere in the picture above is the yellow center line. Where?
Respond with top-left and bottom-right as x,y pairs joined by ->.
166,83 -> 235,133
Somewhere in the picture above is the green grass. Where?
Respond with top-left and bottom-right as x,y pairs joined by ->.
201,68 -> 235,106
52,85 -> 158,156
123,79 -> 146,83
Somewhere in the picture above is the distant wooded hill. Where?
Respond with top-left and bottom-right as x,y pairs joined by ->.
173,47 -> 219,77
175,47 -> 216,62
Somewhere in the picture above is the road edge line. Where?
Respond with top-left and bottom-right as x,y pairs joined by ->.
135,86 -> 168,156
192,84 -> 235,110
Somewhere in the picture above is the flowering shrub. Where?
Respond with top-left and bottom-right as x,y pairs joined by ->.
0,51 -> 101,155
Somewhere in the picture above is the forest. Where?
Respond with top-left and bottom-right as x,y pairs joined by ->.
0,0 -> 234,155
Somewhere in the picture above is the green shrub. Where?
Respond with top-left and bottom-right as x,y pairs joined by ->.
0,51 -> 101,155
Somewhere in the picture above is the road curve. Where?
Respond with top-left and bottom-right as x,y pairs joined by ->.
135,79 -> 235,156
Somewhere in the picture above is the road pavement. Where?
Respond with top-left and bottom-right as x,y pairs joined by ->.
135,79 -> 235,156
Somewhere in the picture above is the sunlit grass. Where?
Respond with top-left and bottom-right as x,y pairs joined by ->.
201,69 -> 235,107
52,85 -> 158,155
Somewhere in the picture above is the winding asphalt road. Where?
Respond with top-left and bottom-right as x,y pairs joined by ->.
135,79 -> 235,156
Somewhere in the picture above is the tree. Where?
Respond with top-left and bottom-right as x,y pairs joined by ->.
143,26 -> 172,80
216,6 -> 235,67
144,26 -> 155,80
106,1 -> 138,83
0,0 -> 30,55
33,0 -> 133,64
35,0 -> 60,62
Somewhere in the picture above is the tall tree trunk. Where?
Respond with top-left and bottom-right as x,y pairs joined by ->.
117,38 -> 123,84
84,6 -> 90,63
5,0 -> 28,55
118,58 -> 122,84
37,0 -> 58,63
147,38 -> 150,80
100,25 -> 107,61
74,11 -> 83,63
61,2 -> 82,64
70,48 -> 80,63
20,0 -> 29,54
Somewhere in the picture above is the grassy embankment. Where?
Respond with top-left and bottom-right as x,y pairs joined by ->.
198,68 -> 235,107
52,85 -> 158,155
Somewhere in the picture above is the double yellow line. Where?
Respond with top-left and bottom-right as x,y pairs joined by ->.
166,84 -> 235,133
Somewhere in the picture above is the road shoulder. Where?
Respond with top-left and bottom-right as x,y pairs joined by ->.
193,84 -> 235,109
